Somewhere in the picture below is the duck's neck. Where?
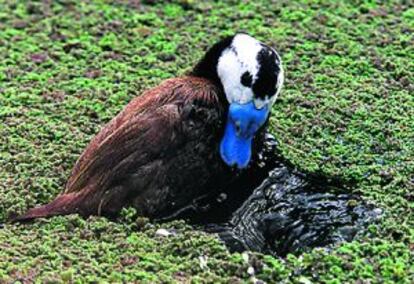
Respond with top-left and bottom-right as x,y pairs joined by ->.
191,36 -> 235,107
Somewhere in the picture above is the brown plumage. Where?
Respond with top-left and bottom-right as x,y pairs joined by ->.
15,77 -> 234,221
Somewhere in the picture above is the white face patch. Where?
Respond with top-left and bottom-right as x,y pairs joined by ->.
216,34 -> 283,109
217,34 -> 262,105
217,49 -> 254,104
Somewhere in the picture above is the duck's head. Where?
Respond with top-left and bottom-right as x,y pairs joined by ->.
193,33 -> 284,169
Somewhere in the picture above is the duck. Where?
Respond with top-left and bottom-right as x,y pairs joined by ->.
15,33 -> 284,221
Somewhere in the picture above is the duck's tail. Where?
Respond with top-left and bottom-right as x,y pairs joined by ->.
11,192 -> 85,222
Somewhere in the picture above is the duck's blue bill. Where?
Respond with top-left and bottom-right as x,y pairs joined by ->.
220,101 -> 269,169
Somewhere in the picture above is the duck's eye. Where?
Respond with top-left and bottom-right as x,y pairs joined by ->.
240,71 -> 253,87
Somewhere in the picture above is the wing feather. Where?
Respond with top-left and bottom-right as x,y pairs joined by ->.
65,77 -> 221,194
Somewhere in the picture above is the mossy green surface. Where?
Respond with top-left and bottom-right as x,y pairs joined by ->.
0,0 -> 413,282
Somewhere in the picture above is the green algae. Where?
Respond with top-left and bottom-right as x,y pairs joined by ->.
0,0 -> 413,282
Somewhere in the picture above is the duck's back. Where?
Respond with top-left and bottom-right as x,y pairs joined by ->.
16,77 -> 231,220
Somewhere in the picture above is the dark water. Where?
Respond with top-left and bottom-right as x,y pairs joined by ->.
158,134 -> 381,256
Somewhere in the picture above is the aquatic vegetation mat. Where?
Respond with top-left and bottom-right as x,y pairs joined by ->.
0,0 -> 413,282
